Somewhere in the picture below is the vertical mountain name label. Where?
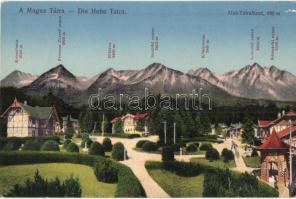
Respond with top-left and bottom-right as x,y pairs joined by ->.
150,28 -> 159,58
201,34 -> 209,58
107,42 -> 116,58
57,16 -> 66,62
270,26 -> 279,60
250,29 -> 260,60
15,40 -> 23,63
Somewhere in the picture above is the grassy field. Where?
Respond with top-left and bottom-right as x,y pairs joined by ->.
243,156 -> 260,168
190,158 -> 236,168
147,169 -> 204,197
0,163 -> 116,197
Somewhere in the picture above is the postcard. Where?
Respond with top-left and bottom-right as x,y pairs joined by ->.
0,1 -> 295,198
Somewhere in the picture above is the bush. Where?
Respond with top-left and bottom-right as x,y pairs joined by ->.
81,138 -> 93,148
112,142 -> 125,161
6,170 -> 81,197
76,134 -> 82,138
142,141 -> 158,152
222,149 -> 234,162
205,148 -> 220,161
63,139 -> 72,148
41,140 -> 60,151
0,151 -> 146,197
162,161 -> 202,177
102,138 -> 113,152
94,161 -> 118,183
89,142 -> 105,156
3,140 -> 22,151
162,146 -> 175,161
0,139 -> 7,150
186,143 -> 198,153
66,142 -> 79,153
105,133 -> 141,139
200,142 -> 213,151
22,139 -> 41,151
136,140 -> 147,148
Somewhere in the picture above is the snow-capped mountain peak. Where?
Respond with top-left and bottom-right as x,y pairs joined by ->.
0,70 -> 38,88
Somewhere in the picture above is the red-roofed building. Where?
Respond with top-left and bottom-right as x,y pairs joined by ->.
257,130 -> 290,184
257,110 -> 296,138
111,113 -> 149,134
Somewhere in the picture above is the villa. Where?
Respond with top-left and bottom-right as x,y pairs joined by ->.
111,113 -> 149,134
1,98 -> 60,137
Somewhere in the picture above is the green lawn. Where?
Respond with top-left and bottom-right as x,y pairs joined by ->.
147,169 -> 204,197
190,158 -> 236,168
243,156 -> 260,168
0,163 -> 116,197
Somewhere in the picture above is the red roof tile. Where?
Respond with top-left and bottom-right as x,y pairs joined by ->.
258,120 -> 273,127
258,129 -> 290,150
277,125 -> 296,139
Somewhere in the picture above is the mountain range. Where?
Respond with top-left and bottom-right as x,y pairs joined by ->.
1,63 -> 296,103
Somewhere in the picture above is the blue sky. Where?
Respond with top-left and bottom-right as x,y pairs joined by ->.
1,1 -> 296,78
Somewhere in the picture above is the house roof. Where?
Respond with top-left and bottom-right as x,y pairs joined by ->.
1,98 -> 57,120
258,129 -> 290,150
258,111 -> 296,128
277,125 -> 296,139
258,120 -> 273,127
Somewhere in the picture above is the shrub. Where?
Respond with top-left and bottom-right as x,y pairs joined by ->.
93,160 -> 118,183
0,139 -> 7,150
112,142 -> 125,161
66,143 -> 79,153
89,142 -> 105,156
41,140 -> 60,151
5,170 -> 81,197
221,148 -> 228,157
162,161 -> 201,177
102,138 -> 113,152
200,142 -> 213,151
22,139 -> 41,151
205,148 -> 220,161
186,143 -> 198,153
76,134 -> 82,138
251,148 -> 258,157
222,149 -> 234,162
142,141 -> 157,152
171,143 -> 182,152
3,140 -> 22,151
105,134 -> 141,139
136,140 -> 147,148
162,146 -> 175,161
63,139 -> 72,148
81,138 -> 93,148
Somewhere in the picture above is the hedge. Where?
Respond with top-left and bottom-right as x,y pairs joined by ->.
0,151 -> 146,197
104,133 -> 141,139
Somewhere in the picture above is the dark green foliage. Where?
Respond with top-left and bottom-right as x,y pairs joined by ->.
63,175 -> 82,197
242,118 -> 255,145
162,146 -> 175,161
251,148 -> 258,157
102,138 -> 113,152
5,170 -> 81,197
199,142 -> 213,151
135,119 -> 145,132
66,143 -> 79,153
93,161 -> 118,183
142,141 -> 158,152
205,148 -> 220,161
186,143 -> 198,153
3,140 -> 22,150
0,151 -> 146,197
63,139 -> 72,148
203,169 -> 278,197
65,115 -> 75,139
22,139 -> 41,151
89,142 -> 105,156
221,148 -> 234,162
112,142 -> 125,161
114,120 -> 124,134
136,140 -> 147,148
41,140 -> 60,151
0,139 -> 7,150
162,161 -> 202,177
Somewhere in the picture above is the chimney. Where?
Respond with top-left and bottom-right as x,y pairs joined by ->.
24,101 -> 27,106
278,112 -> 281,118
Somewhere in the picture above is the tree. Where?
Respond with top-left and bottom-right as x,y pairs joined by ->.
114,120 -> 124,134
112,142 -> 125,161
242,118 -> 255,146
66,142 -> 79,153
65,115 -> 75,139
101,114 -> 109,134
79,109 -> 94,134
89,142 -> 105,156
205,148 -> 220,161
162,146 -> 175,161
135,119 -> 145,132
102,138 -> 113,152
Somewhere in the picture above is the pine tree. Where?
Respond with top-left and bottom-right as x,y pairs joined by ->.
242,118 -> 255,145
65,115 -> 75,138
